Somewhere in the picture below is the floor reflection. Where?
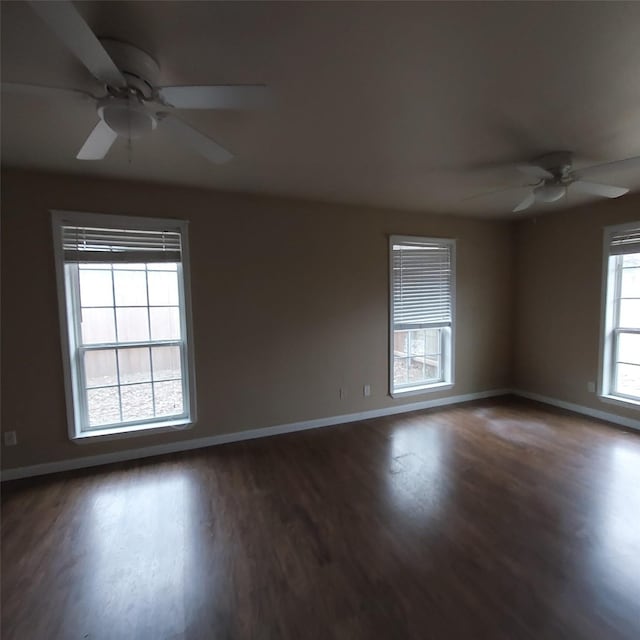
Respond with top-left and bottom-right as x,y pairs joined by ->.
82,469 -> 198,638
384,420 -> 449,525
597,442 -> 640,596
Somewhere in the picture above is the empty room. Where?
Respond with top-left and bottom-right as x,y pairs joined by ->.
1,1 -> 639,639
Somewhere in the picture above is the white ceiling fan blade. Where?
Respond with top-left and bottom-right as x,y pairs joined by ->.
28,1 -> 126,89
577,156 -> 640,178
162,115 -> 233,164
158,85 -> 273,110
571,181 -> 629,199
76,121 -> 118,160
516,164 -> 554,180
512,191 -> 536,213
2,81 -> 96,102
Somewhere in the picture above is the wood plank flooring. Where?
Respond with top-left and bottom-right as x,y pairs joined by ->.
2,398 -> 640,640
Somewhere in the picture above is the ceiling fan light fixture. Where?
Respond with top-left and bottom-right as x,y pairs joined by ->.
534,183 -> 566,203
97,97 -> 157,139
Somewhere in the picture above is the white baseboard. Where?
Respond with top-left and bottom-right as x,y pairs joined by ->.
1,388 -> 510,481
512,389 -> 640,431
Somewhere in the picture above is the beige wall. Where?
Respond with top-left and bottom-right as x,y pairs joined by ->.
513,193 -> 640,422
1,170 -> 514,470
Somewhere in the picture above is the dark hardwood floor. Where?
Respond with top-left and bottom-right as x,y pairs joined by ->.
2,397 -> 640,640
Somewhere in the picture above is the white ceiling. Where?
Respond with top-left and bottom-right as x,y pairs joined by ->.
2,1 -> 640,218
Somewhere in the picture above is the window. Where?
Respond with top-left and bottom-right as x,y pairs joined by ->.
390,235 -> 455,396
601,222 -> 640,405
52,212 -> 196,439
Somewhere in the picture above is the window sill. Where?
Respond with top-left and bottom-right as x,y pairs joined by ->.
72,418 -> 193,443
599,394 -> 640,410
391,381 -> 454,399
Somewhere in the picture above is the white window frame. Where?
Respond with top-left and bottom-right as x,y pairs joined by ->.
52,210 -> 197,441
599,221 -> 640,408
389,235 -> 456,398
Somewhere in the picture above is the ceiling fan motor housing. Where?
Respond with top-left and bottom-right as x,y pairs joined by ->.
534,151 -> 573,180
531,151 -> 573,202
100,39 -> 160,98
93,40 -> 161,138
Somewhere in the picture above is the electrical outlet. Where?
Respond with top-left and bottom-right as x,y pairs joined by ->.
339,387 -> 346,400
363,384 -> 371,397
587,381 -> 596,393
4,431 -> 17,446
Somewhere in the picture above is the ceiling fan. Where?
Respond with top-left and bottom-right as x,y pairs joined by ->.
469,151 -> 640,213
2,0 -> 273,163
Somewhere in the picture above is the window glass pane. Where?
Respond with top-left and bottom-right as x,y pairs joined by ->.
394,331 -> 408,356
426,354 -> 442,381
118,347 -> 151,384
407,354 -> 442,384
113,263 -> 146,270
121,383 -> 154,422
619,299 -> 640,328
84,350 -> 118,388
404,328 -> 442,356
153,380 -> 184,417
621,267 -> 640,299
393,329 -> 442,356
148,270 -> 179,306
152,346 -> 182,381
394,328 -> 442,388
395,347 -> 443,388
407,357 -> 426,383
79,269 -> 113,307
81,308 -> 116,344
615,363 -> 640,398
425,328 -> 442,355
623,253 -> 640,268
618,333 -> 640,366
407,329 -> 425,356
147,263 -> 178,271
394,357 -> 409,387
116,308 -> 150,342
79,263 -> 111,270
87,387 -> 120,427
114,270 -> 148,307
150,307 -> 181,340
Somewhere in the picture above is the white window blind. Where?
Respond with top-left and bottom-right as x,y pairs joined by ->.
392,239 -> 453,329
62,226 -> 182,263
609,226 -> 640,256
